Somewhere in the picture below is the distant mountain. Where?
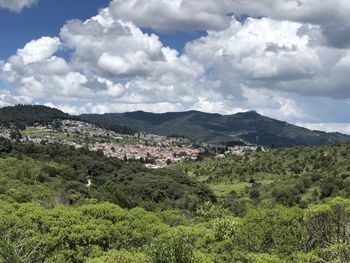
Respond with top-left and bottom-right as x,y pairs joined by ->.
80,110 -> 350,147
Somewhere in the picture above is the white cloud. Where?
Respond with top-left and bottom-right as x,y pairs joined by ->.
108,0 -> 231,32
0,0 -> 37,12
17,37 -> 61,64
46,101 -> 183,115
184,16 -> 350,101
60,10 -> 164,78
186,17 -> 320,81
105,0 -> 350,48
58,8 -> 207,103
1,9 -> 205,107
44,102 -> 87,115
296,122 -> 350,135
0,89 -> 32,107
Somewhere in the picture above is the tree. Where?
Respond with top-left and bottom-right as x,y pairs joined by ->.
249,188 -> 260,199
0,138 -> 12,153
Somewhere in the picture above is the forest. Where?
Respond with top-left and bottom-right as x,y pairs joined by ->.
1,138 -> 350,262
0,105 -> 135,135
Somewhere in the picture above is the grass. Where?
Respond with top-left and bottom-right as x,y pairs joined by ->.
208,178 -> 275,198
209,182 -> 251,198
22,128 -> 74,141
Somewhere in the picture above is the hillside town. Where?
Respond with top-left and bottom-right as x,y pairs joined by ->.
0,119 -> 262,167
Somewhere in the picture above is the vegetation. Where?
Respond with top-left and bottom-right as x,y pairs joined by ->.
80,110 -> 350,146
0,105 -> 135,135
1,127 -> 350,261
1,195 -> 350,262
0,138 -> 214,210
174,143 -> 350,210
0,105 -> 72,127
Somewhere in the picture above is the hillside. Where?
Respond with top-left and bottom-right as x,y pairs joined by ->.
174,143 -> 350,209
0,138 -> 215,209
80,110 -> 350,147
0,105 -> 135,135
0,105 -> 72,126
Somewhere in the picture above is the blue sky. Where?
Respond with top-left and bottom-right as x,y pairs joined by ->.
0,0 -> 111,59
0,0 -> 205,59
1,0 -> 350,134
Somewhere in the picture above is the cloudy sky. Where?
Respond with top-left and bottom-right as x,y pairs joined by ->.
1,0 -> 350,134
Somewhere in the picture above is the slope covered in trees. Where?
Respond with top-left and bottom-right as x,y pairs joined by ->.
0,105 -> 135,135
0,105 -> 72,126
80,110 -> 350,147
0,138 -> 214,209
174,143 -> 350,210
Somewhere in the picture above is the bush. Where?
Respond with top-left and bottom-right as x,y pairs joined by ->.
149,232 -> 196,263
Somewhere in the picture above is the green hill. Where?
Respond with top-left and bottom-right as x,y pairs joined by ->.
80,110 -> 350,147
0,104 -> 72,126
0,105 -> 135,134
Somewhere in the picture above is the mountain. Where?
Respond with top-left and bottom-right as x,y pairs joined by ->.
80,110 -> 350,147
1,105 -> 348,147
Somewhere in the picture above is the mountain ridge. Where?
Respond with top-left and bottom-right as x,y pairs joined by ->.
79,109 -> 350,147
0,105 -> 348,147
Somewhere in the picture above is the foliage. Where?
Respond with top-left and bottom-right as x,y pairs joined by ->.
1,137 -> 350,261
0,139 -> 215,210
174,143 -> 350,209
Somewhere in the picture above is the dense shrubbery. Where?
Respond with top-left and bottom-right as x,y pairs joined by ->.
1,198 -> 350,262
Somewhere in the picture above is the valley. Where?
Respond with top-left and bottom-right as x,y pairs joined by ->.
0,105 -> 350,263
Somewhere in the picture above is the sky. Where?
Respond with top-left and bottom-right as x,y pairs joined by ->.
1,0 -> 350,134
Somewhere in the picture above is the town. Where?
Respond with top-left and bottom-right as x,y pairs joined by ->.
0,119 -> 261,167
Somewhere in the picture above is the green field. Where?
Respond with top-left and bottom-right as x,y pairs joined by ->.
21,127 -> 74,141
209,182 -> 251,197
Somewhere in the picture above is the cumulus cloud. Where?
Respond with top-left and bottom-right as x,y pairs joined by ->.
185,17 -> 323,97
296,122 -> 350,135
0,89 -> 32,107
103,0 -> 350,48
46,101 -> 184,115
0,0 -> 38,12
1,35 -> 127,102
17,37 -> 61,64
1,8 -> 207,108
60,10 -> 165,78
58,7 -> 208,103
184,16 -> 350,100
108,0 -> 232,32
